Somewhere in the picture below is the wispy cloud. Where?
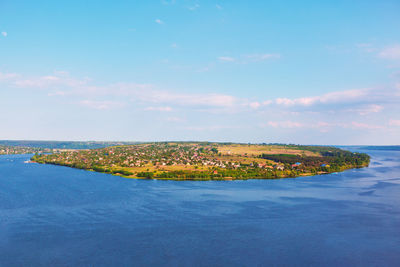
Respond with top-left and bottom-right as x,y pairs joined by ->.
0,72 -> 19,80
166,116 -> 184,122
389,119 -> 400,127
161,0 -> 176,5
348,104 -> 383,115
12,72 -> 90,90
1,32 -> 7,37
187,3 -> 200,11
218,53 -> 281,64
379,45 -> 400,60
218,56 -> 235,62
263,120 -> 385,131
351,122 -> 384,130
248,100 -> 272,109
47,91 -> 67,96
355,43 -> 375,53
266,121 -> 304,128
79,100 -> 125,110
274,89 -> 367,107
145,106 -> 173,112
183,125 -> 240,131
249,102 -> 261,109
216,4 -> 222,10
0,71 -> 239,109
245,53 -> 281,62
155,19 -> 164,25
133,89 -> 237,108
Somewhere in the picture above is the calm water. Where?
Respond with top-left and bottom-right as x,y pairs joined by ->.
0,148 -> 399,266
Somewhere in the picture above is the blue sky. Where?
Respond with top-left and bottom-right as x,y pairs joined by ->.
1,0 -> 400,144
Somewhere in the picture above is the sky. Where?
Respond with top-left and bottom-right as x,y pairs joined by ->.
0,0 -> 400,145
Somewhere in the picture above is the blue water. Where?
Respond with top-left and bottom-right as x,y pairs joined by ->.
0,148 -> 399,266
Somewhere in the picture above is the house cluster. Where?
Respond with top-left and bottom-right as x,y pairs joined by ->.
291,162 -> 302,168
251,162 -> 284,171
41,143 -> 247,169
38,143 -> 302,174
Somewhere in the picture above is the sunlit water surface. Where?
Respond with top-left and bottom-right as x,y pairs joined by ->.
0,147 -> 399,266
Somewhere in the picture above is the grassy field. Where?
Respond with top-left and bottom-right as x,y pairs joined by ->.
217,144 -> 319,157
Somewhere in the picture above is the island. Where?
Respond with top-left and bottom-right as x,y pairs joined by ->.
31,142 -> 370,180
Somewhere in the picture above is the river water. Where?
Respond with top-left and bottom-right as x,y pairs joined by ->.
0,147 -> 399,266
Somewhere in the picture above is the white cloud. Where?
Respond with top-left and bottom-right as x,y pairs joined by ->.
0,72 -> 19,80
366,104 -> 384,114
356,43 -> 375,53
53,70 -> 70,76
379,45 -> 400,60
262,100 -> 273,106
183,125 -> 239,131
145,106 -> 173,112
0,71 -> 238,109
247,100 -> 272,109
47,91 -> 67,96
161,0 -> 176,5
263,120 -> 385,131
79,100 -> 125,110
155,19 -> 164,24
13,72 -> 89,89
166,117 -> 184,122
389,119 -> 400,127
216,4 -> 222,9
266,121 -> 304,128
0,71 -> 86,91
218,56 -> 235,62
1,32 -> 7,37
396,83 -> 400,96
245,53 -> 281,62
249,102 -> 261,109
134,90 -> 237,108
348,104 -> 383,115
188,4 -> 200,10
275,89 -> 367,107
351,122 -> 383,130
218,54 -> 280,64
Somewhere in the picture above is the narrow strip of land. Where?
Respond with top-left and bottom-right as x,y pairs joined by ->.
31,142 -> 370,180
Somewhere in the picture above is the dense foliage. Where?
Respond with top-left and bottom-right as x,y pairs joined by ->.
259,146 -> 369,173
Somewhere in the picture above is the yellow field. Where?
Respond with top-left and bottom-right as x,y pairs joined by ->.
203,154 -> 275,165
217,144 -> 319,157
115,164 -> 211,174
